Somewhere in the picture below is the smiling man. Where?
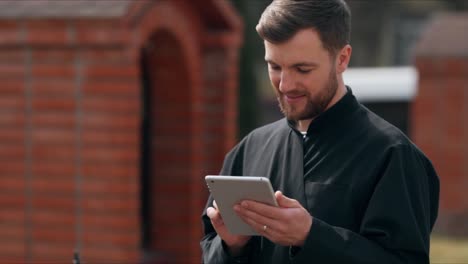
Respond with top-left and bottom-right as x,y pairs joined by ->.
200,0 -> 439,263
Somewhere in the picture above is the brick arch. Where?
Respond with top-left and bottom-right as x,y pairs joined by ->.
126,1 -> 243,262
133,1 -> 204,263
130,0 -> 202,94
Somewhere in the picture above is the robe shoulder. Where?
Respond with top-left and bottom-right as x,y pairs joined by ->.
229,118 -> 290,155
361,107 -> 426,155
220,119 -> 292,176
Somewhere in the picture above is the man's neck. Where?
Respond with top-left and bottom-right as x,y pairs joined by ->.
297,119 -> 312,133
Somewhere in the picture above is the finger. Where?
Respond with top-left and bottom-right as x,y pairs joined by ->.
234,204 -> 282,232
237,210 -> 281,240
213,200 -> 218,210
237,210 -> 263,233
236,211 -> 291,246
260,224 -> 282,243
240,200 -> 284,219
275,191 -> 300,208
207,207 -> 224,226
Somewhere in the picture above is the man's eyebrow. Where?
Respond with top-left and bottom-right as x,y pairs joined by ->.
291,62 -> 319,67
265,59 -> 319,68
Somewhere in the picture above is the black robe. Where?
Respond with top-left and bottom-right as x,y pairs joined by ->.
200,88 -> 439,264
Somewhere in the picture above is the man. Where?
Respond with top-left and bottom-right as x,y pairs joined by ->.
200,0 -> 440,263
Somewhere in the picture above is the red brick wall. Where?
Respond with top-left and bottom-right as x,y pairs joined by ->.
0,43 -> 142,263
413,57 -> 468,235
80,49 -> 142,262
0,48 -> 26,262
0,1 -> 241,263
412,13 -> 468,236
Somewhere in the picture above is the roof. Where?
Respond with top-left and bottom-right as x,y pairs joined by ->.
0,0 -> 130,18
415,12 -> 468,57
0,0 -> 241,32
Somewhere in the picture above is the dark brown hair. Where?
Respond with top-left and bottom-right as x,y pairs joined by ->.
256,0 -> 351,56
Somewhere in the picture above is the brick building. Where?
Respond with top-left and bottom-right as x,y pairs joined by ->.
0,0 -> 242,263
413,12 -> 468,236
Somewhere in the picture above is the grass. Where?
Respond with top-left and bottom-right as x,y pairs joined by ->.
431,235 -> 468,264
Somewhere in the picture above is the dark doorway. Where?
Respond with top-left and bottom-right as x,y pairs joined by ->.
140,46 -> 152,252
139,30 -> 192,263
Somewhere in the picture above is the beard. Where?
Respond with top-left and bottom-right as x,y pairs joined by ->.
276,68 -> 338,122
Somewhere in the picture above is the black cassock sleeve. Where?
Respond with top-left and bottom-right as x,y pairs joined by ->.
291,144 -> 439,264
200,143 -> 254,264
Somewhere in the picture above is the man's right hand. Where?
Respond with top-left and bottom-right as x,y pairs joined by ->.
206,200 -> 251,256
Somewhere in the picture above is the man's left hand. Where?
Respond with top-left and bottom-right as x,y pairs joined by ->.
233,191 -> 313,247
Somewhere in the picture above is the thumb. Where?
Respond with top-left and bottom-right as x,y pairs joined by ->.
275,191 -> 300,208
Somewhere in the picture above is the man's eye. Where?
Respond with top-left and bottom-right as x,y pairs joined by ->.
297,68 -> 311,74
269,65 -> 281,71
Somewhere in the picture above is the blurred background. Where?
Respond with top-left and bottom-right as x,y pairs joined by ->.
0,0 -> 466,263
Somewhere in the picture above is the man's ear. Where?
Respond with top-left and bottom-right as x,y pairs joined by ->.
335,44 -> 352,74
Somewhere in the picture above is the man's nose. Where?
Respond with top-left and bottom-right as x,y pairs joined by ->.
279,72 -> 293,93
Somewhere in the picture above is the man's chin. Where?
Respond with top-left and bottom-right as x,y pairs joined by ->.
284,110 -> 319,122
280,104 -> 317,121
283,112 -> 305,121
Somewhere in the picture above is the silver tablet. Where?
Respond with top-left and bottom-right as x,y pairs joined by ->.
205,175 -> 278,236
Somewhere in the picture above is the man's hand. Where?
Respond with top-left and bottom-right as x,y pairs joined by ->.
234,191 -> 313,246
206,200 -> 251,256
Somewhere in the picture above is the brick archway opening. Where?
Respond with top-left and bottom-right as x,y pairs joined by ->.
140,30 -> 192,263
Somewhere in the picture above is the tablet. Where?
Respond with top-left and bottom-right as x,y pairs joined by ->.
205,175 -> 278,236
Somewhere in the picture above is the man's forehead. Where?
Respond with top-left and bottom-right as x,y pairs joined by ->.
264,45 -> 323,66
263,29 -> 328,64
